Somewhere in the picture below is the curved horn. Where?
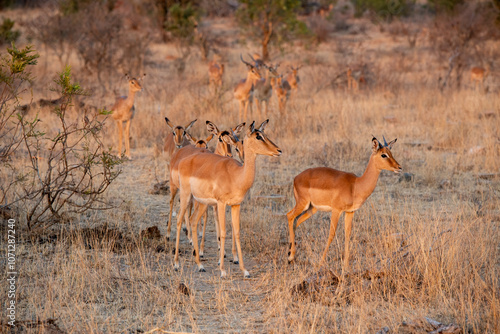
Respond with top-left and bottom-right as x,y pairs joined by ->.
383,135 -> 388,147
240,54 -> 252,68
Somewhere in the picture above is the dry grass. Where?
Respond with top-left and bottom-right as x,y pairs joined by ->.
1,10 -> 499,334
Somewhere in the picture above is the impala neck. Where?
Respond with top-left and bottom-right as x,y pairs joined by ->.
126,86 -> 137,106
355,154 -> 381,201
245,72 -> 256,91
237,141 -> 257,192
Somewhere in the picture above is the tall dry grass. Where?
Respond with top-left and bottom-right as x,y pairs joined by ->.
1,10 -> 499,333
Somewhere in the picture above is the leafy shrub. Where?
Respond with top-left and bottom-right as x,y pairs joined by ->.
0,18 -> 20,45
0,45 -> 121,232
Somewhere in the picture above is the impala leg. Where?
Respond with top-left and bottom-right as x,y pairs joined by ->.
243,100 -> 249,122
174,191 -> 191,270
287,202 -> 316,262
255,98 -> 262,120
217,202 -> 227,277
116,120 -> 123,157
200,207 -> 208,257
124,119 -> 131,159
231,205 -> 249,278
185,200 -> 193,244
239,101 -> 244,122
213,205 -> 220,251
343,211 -> 354,274
190,202 -> 208,272
320,210 -> 341,265
167,182 -> 179,241
232,223 -> 238,264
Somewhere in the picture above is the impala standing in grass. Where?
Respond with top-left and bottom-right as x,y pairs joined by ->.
287,137 -> 402,272
234,55 -> 262,122
174,120 -> 282,278
110,74 -> 145,159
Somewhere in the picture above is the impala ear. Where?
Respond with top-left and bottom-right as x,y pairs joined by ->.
248,121 -> 255,135
185,132 -> 196,144
387,138 -> 397,149
206,121 -> 219,135
185,119 -> 197,131
165,117 -> 174,130
232,122 -> 246,135
258,119 -> 269,132
221,133 -> 237,146
372,137 -> 381,153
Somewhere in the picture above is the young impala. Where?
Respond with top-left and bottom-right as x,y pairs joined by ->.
174,120 -> 282,278
110,73 -> 145,159
234,55 -> 262,122
287,137 -> 402,272
163,117 -> 197,179
470,66 -> 489,92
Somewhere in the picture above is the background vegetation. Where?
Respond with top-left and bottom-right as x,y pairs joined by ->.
0,0 -> 499,332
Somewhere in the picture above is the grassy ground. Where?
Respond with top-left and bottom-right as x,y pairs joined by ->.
1,11 -> 499,334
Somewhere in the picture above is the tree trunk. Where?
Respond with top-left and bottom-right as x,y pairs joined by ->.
261,21 -> 273,61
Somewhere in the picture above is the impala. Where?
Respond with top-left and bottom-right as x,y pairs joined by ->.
470,66 -> 489,92
234,55 -> 262,122
208,58 -> 224,89
287,137 -> 402,272
271,75 -> 291,114
347,67 -> 358,92
174,120 -> 282,277
167,122 -> 245,243
110,73 -> 145,159
286,65 -> 301,93
163,117 -> 197,179
253,63 -> 280,119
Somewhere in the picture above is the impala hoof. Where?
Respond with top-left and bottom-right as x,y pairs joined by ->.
198,267 -> 206,272
233,260 -> 239,265
174,264 -> 179,271
221,270 -> 227,278
244,271 -> 250,278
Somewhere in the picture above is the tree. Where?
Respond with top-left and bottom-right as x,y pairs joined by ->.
236,0 -> 308,60
0,44 -> 122,232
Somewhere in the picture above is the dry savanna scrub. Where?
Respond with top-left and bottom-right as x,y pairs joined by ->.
0,6 -> 499,334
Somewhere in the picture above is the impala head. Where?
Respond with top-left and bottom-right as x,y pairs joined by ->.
372,136 -> 402,173
206,121 -> 245,161
241,54 -> 262,81
245,120 -> 282,157
266,63 -> 280,78
289,65 -> 301,75
185,132 -> 214,149
248,53 -> 264,68
165,117 -> 197,149
125,73 -> 145,93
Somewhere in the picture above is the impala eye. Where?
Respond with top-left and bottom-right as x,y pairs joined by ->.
256,134 -> 263,141
381,154 -> 388,158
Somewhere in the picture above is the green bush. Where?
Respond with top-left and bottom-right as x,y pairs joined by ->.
0,18 -> 20,45
352,0 -> 414,20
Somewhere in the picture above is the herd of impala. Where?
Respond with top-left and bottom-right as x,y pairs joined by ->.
108,54 -> 410,278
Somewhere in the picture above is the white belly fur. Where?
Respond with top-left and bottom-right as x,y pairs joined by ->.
312,203 -> 332,212
193,196 -> 217,205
